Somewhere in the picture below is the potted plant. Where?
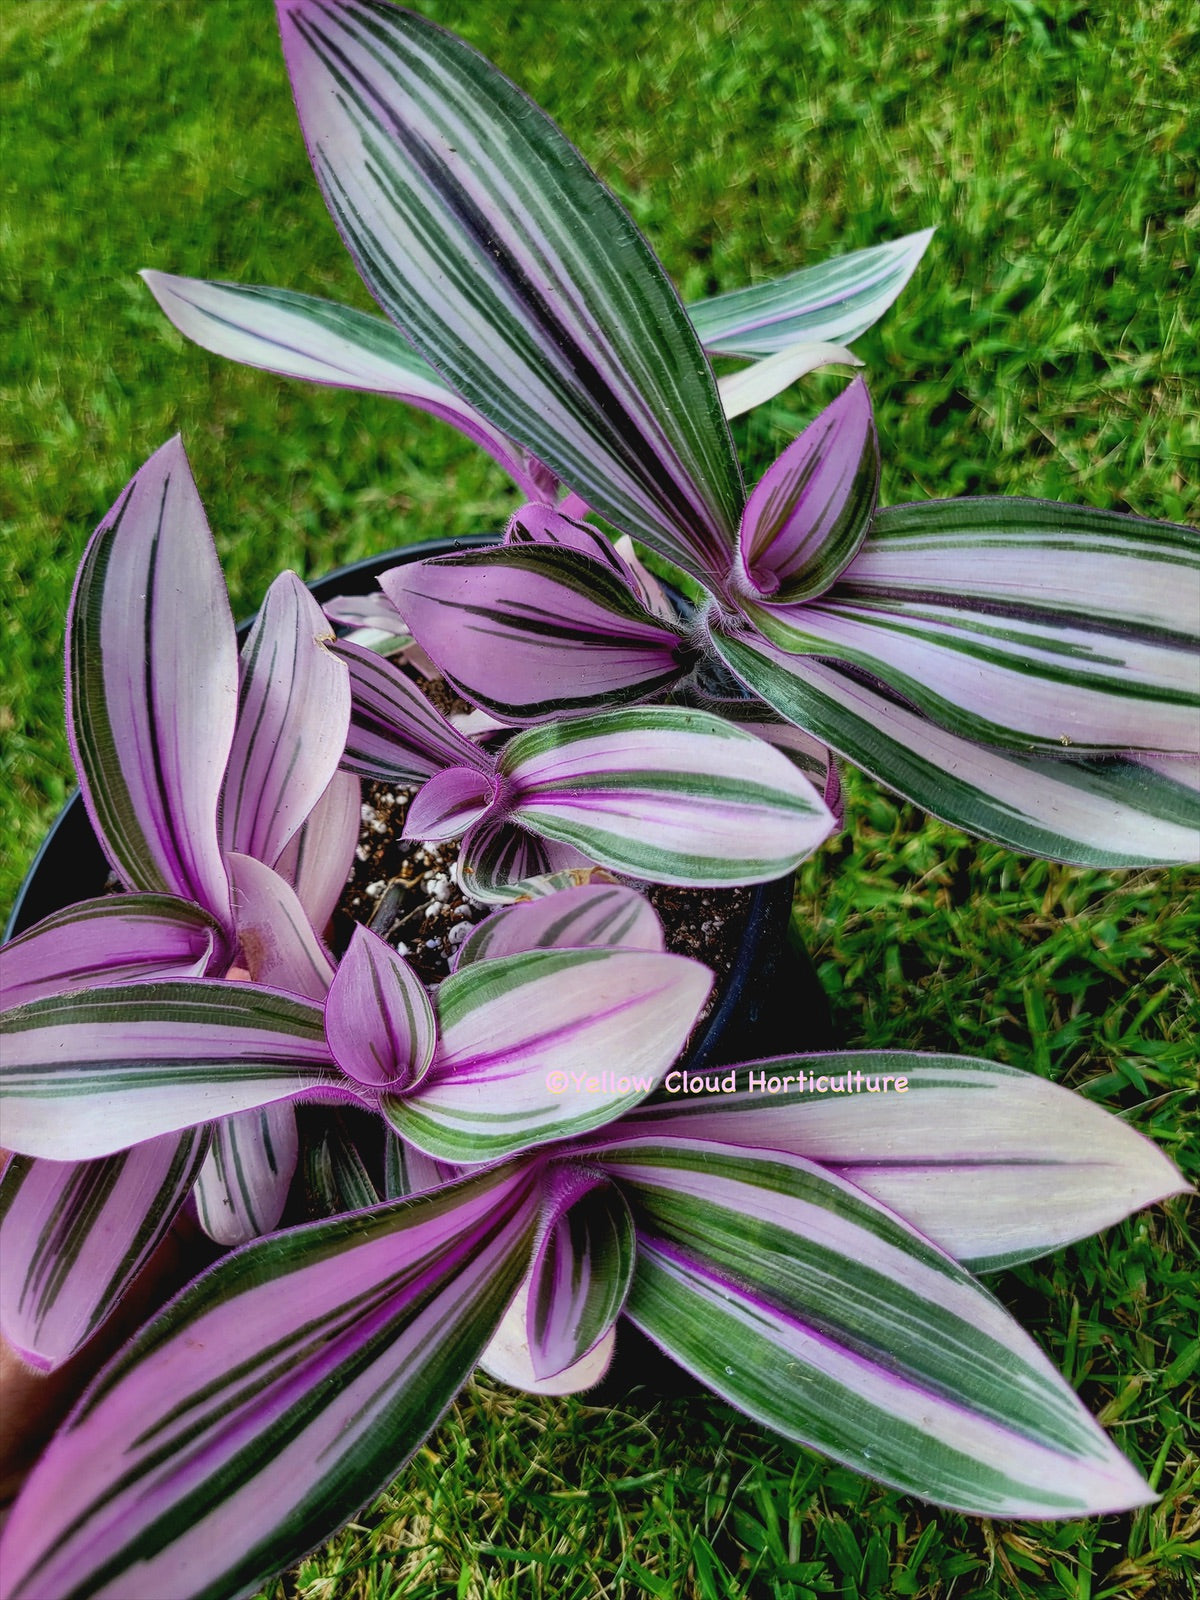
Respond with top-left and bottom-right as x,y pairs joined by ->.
2,4 -> 1195,1597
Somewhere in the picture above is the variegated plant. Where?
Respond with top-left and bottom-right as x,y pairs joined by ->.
0,856 -> 1189,1598
1,3 -> 1197,1597
144,0 -> 1200,875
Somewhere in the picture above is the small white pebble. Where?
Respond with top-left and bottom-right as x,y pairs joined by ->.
423,903 -> 442,920
451,903 -> 474,920
370,818 -> 387,834
428,873 -> 452,902
395,942 -> 410,957
424,939 -> 440,951
448,922 -> 472,946
354,845 -> 369,862
365,880 -> 386,899
360,803 -> 377,823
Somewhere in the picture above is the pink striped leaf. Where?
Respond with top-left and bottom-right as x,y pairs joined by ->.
612,1053 -> 1191,1272
383,948 -> 712,1163
193,1104 -> 300,1247
590,1136 -> 1155,1518
0,979 -> 339,1161
526,1166 -> 635,1381
745,498 -> 1200,757
272,769 -> 363,936
737,376 -> 878,603
227,854 -> 336,1001
453,883 -> 664,970
325,925 -> 436,1091
0,1162 -> 541,1600
0,1130 -> 209,1371
457,818 -> 595,904
0,895 -> 224,1010
220,571 -> 350,870
711,627 -> 1200,866
404,764 -> 496,843
140,271 -> 546,496
332,638 -> 487,784
67,436 -> 237,923
497,707 -> 836,885
277,0 -> 743,587
382,543 -> 688,723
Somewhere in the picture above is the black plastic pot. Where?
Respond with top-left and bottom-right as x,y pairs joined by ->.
5,539 -> 834,1063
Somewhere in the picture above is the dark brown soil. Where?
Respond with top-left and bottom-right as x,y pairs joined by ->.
330,779 -> 753,994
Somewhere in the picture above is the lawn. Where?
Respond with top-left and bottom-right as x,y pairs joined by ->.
2,1 -> 1197,1597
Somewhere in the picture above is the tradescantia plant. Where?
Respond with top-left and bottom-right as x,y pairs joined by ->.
1,4 -> 1198,1598
144,0 -> 1200,877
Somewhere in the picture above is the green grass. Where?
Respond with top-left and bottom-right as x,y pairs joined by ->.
3,1 -> 1197,1596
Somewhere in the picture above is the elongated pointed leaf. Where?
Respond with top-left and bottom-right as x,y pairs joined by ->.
453,883 -> 664,969
279,0 -> 743,584
140,271 -> 543,494
689,229 -> 936,357
498,707 -> 835,885
67,436 -> 237,922
0,1130 -> 209,1370
748,497 -> 1200,756
325,925 -> 436,1090
457,818 -> 595,904
0,895 -> 224,1010
333,638 -> 486,783
711,628 -> 1200,865
272,769 -> 362,934
383,545 -> 689,723
718,341 -> 862,421
194,1103 -> 300,1246
383,948 -> 711,1163
0,1162 -> 540,1600
220,572 -> 350,868
227,854 -> 336,1003
737,377 -> 878,603
594,1137 -> 1153,1517
527,1168 -> 634,1380
615,1053 -> 1190,1271
1,980 -> 338,1160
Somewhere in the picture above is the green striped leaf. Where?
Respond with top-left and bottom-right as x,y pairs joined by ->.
0,1131 -> 209,1371
593,1137 -> 1153,1517
712,627 -> 1200,865
193,1104 -> 300,1247
67,436 -> 237,923
1,979 -> 337,1160
688,229 -> 936,358
140,271 -> 543,494
614,1053 -> 1190,1272
0,894 -> 225,1010
381,544 -> 690,723
278,0 -> 743,586
383,947 -> 712,1163
747,497 -> 1200,756
498,706 -> 836,885
0,1161 -> 540,1600
526,1169 -> 635,1381
453,883 -> 664,969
